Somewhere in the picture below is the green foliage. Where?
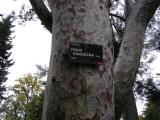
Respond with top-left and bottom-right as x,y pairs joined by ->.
0,14 -> 14,102
137,79 -> 160,120
139,115 -> 144,120
143,102 -> 160,120
18,4 -> 36,25
0,74 -> 44,120
143,80 -> 160,120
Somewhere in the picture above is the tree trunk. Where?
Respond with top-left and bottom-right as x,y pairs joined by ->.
42,0 -> 114,120
114,1 -> 160,119
123,90 -> 138,120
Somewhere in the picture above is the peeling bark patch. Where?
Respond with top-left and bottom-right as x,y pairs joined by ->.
90,112 -> 100,120
85,112 -> 100,120
73,29 -> 86,40
61,29 -> 69,36
108,42 -> 111,47
69,70 -> 81,89
103,58 -> 107,64
69,5 -> 76,15
52,76 -> 57,83
78,8 -> 86,14
101,90 -> 113,105
71,17 -> 74,21
60,28 -> 70,47
55,0 -> 68,9
99,0 -> 105,4
64,35 -> 70,46
73,29 -> 97,41
95,13 -> 99,21
73,0 -> 87,16
69,77 -> 79,89
98,65 -> 106,77
101,113 -> 104,117
100,6 -> 103,10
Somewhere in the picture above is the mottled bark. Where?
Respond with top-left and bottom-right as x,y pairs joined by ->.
29,0 -> 52,32
124,0 -> 133,19
114,0 -> 160,119
42,0 -> 114,120
123,90 -> 138,120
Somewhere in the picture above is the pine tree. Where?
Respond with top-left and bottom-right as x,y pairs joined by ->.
0,14 -> 14,102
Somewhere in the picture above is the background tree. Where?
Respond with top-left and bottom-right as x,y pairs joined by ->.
0,14 -> 14,102
0,74 -> 44,120
143,79 -> 160,120
135,77 -> 160,120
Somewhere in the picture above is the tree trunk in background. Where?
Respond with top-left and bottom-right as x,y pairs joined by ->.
123,90 -> 138,120
42,0 -> 114,120
114,1 -> 160,119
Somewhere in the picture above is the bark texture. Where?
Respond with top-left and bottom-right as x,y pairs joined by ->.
123,90 -> 138,120
42,0 -> 114,120
114,0 -> 160,119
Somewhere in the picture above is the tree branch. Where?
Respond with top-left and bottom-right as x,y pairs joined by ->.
114,0 -> 160,119
29,0 -> 52,33
109,13 -> 125,21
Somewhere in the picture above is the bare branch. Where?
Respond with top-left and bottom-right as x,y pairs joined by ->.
29,0 -> 52,33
